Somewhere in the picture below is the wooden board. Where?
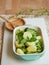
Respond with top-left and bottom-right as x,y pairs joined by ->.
0,0 -> 49,14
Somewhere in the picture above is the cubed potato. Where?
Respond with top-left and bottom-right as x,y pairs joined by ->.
26,42 -> 35,46
36,36 -> 42,40
16,48 -> 24,54
15,41 -> 24,48
27,44 -> 37,52
23,31 -> 32,39
15,41 -> 19,48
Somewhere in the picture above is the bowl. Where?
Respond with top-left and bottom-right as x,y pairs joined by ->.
13,25 -> 45,61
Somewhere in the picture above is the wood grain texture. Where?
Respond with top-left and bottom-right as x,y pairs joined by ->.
0,22 -> 5,62
0,0 -> 49,14
0,0 -> 6,14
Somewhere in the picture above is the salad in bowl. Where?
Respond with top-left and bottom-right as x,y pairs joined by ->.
13,25 -> 44,60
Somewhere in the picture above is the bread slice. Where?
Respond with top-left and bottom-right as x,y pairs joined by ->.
5,18 -> 25,31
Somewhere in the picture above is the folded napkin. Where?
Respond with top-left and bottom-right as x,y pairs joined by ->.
0,22 -> 4,61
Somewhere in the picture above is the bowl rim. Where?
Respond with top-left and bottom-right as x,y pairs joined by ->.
13,25 -> 45,56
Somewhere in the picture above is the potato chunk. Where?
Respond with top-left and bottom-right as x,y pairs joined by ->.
36,36 -> 42,40
15,41 -> 24,48
27,43 -> 37,52
16,49 -> 24,54
15,41 -> 19,48
26,42 -> 35,46
23,31 -> 32,39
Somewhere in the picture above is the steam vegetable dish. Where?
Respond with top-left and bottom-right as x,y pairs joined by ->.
15,28 -> 44,54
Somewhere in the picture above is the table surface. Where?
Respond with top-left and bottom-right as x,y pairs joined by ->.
0,0 -> 49,63
0,0 -> 49,14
